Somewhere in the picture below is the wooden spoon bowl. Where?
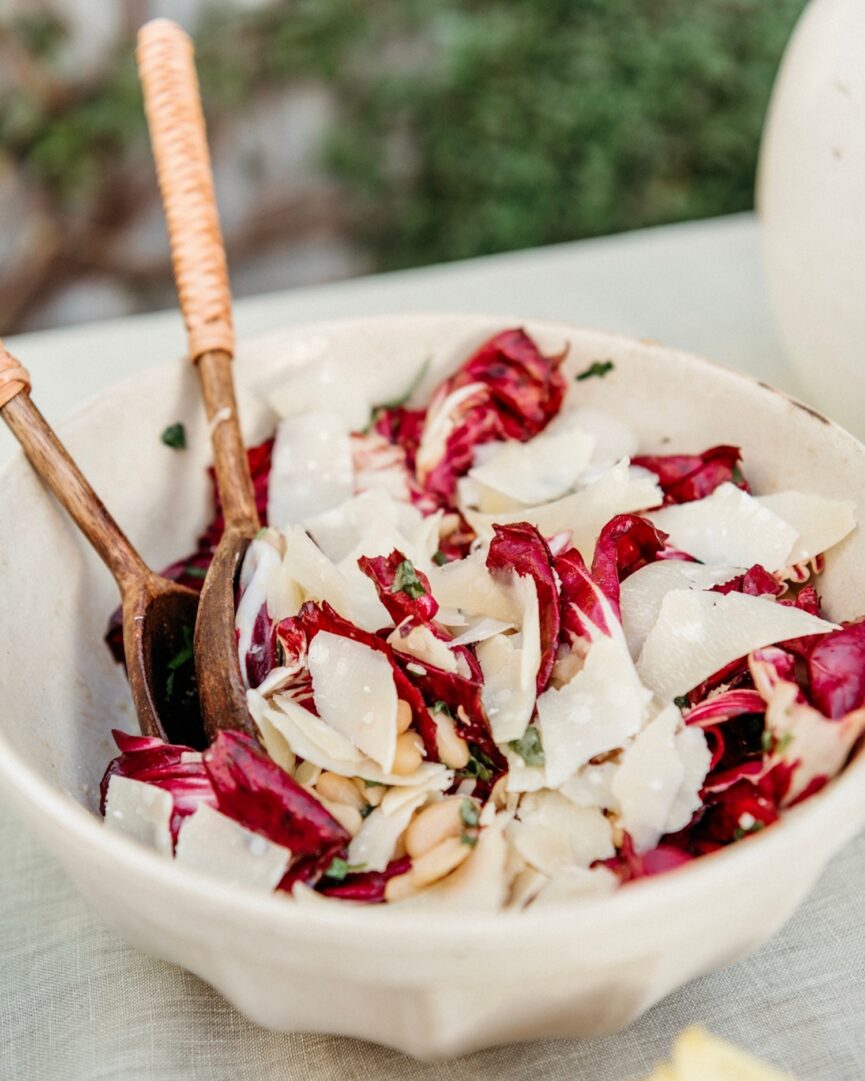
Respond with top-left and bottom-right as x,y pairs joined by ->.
0,344 -> 204,747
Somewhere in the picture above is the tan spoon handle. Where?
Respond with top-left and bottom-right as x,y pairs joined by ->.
0,343 -> 148,591
137,18 -> 259,534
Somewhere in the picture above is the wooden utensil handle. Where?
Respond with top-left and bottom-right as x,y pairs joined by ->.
0,372 -> 147,590
138,18 -> 259,534
137,19 -> 233,363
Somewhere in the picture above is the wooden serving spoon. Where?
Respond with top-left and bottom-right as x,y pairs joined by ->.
0,342 -> 203,747
137,19 -> 259,741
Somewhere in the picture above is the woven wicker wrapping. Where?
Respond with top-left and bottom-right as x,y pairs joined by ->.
137,19 -> 234,362
0,342 -> 31,408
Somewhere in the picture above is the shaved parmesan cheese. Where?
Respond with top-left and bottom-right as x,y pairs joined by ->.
531,865 -> 619,907
264,694 -> 452,787
559,761 -> 620,812
637,590 -> 837,700
449,616 -> 514,647
612,706 -> 684,852
757,490 -> 856,565
104,776 -> 173,856
281,525 -> 389,631
648,483 -> 799,570
466,460 -> 662,559
468,426 -> 595,505
457,474 -> 522,515
477,575 -> 541,743
426,549 -> 520,623
308,632 -> 398,772
175,804 -> 291,891
304,489 -> 405,563
236,538 -> 302,685
509,792 -> 615,876
268,356 -> 373,431
619,560 -> 743,659
347,788 -> 431,872
267,412 -> 354,528
562,406 -> 638,475
537,632 -> 653,788
387,622 -> 461,674
269,693 -> 365,768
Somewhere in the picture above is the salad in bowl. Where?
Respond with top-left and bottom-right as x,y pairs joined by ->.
101,327 -> 864,911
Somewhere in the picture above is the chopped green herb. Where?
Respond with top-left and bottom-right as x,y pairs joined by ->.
674,695 -> 690,711
731,463 -> 745,486
575,360 -> 614,382
362,778 -> 384,788
392,558 -> 427,599
432,550 -> 449,566
255,527 -> 269,540
324,857 -> 366,881
166,625 -> 194,698
460,799 -> 480,847
733,821 -> 765,842
161,422 -> 186,449
365,358 -> 431,430
460,799 -> 480,829
432,700 -> 453,718
761,729 -> 793,755
457,744 -> 495,784
183,565 -> 208,580
508,726 -> 545,767
360,803 -> 375,818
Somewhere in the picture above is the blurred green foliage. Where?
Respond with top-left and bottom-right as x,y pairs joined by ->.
1,0 -> 806,270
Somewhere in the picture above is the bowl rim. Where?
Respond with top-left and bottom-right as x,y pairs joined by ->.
2,309 -> 864,947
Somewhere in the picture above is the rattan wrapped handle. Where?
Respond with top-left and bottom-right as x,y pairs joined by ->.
137,19 -> 233,363
0,340 -> 31,409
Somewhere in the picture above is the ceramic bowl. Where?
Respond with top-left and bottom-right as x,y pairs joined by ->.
1,313 -> 864,1059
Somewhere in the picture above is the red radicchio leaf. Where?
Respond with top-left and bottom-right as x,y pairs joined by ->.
806,621 -> 865,719
556,546 -> 613,641
416,328 -> 567,506
100,730 -> 216,841
357,549 -> 439,624
591,514 -> 668,614
245,603 -> 278,689
318,855 -> 413,903
600,833 -> 694,884
711,564 -> 780,598
632,445 -> 747,505
203,730 -> 349,857
372,407 -> 426,473
683,688 -> 766,729
486,522 -> 560,692
276,602 -> 439,760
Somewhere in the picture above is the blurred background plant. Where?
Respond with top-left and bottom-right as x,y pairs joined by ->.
0,0 -> 806,332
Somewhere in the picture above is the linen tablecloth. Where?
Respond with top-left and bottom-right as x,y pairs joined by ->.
3,214 -> 863,1080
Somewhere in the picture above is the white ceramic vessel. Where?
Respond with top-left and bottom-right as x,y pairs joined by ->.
758,0 -> 865,437
1,313 -> 864,1059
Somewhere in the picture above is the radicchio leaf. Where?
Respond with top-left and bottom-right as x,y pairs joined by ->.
358,549 -> 439,624
276,601 -> 439,759
486,522 -> 560,692
414,328 -> 567,506
632,445 -> 747,505
203,730 -> 349,857
806,621 -> 865,719
99,730 -> 216,841
318,855 -> 413,903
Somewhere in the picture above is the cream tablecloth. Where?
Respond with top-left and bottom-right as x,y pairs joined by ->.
2,215 -> 863,1080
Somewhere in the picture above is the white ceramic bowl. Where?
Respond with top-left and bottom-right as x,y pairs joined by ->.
2,313 -> 865,1059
